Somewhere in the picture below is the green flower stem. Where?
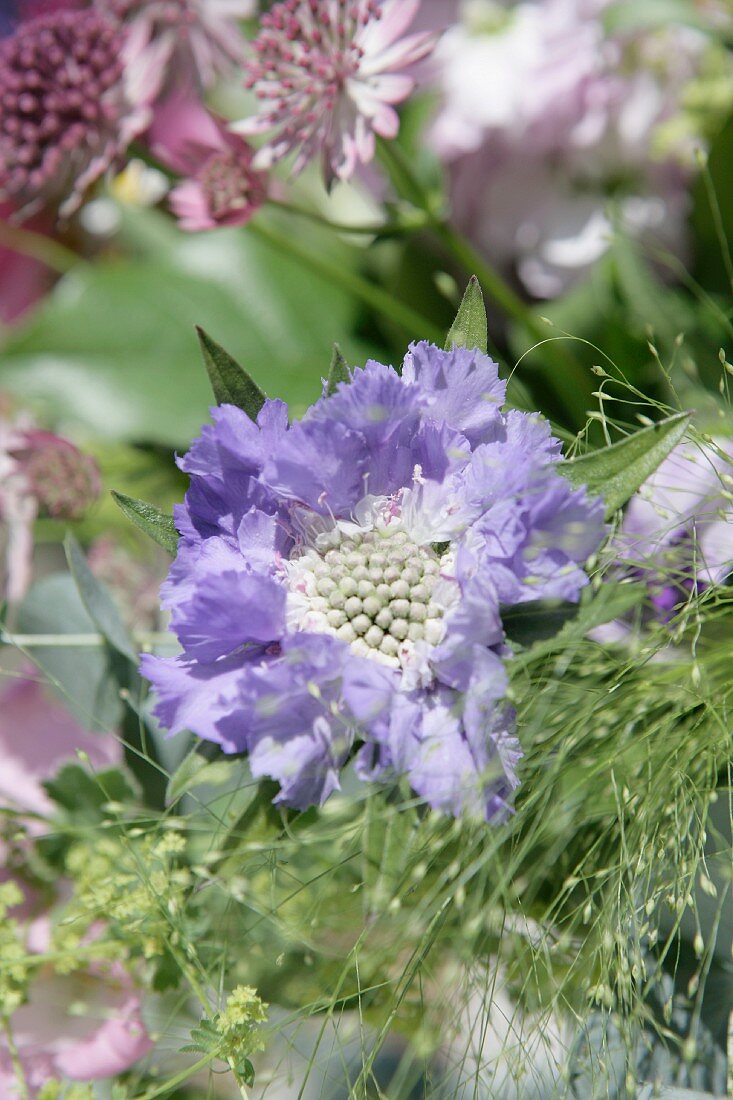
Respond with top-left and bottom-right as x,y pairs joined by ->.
134,1052 -> 215,1100
2,1017 -> 29,1100
249,218 -> 445,345
376,138 -> 591,398
0,630 -> 175,649
0,219 -> 82,275
268,198 -> 419,237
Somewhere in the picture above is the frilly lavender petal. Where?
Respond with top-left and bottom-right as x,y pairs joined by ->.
144,342 -> 605,819
401,341 -> 506,446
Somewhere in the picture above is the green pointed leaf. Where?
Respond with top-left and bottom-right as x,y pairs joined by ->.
111,491 -> 178,555
561,411 -> 692,518
165,748 -> 240,805
445,275 -> 488,353
326,343 -> 349,395
64,533 -> 137,663
196,326 -> 266,419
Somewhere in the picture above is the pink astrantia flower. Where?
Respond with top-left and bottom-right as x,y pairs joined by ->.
233,0 -> 436,186
151,88 -> 267,231
0,6 -> 168,219
0,410 -> 100,603
98,0 -> 255,90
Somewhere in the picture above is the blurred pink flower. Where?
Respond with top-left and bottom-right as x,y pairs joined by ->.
0,673 -> 120,821
0,981 -> 153,1093
0,204 -> 53,325
0,674 -> 153,1093
0,411 -> 100,603
234,0 -> 436,187
426,0 -> 711,298
0,5 -> 169,220
98,0 -> 255,90
151,88 -> 267,230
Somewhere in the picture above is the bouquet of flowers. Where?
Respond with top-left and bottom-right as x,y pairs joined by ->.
0,2 -> 732,1098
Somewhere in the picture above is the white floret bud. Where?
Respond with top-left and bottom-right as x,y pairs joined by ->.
390,618 -> 409,640
351,614 -> 371,635
365,625 -> 384,647
390,579 -> 410,599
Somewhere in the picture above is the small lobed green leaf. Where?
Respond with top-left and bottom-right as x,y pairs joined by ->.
445,275 -> 488,354
111,491 -> 178,556
196,326 -> 266,420
326,343 -> 350,395
64,533 -> 137,662
561,411 -> 692,518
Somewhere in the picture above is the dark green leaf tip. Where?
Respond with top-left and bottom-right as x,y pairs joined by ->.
326,343 -> 350,395
561,410 -> 692,518
111,491 -> 178,556
195,325 -> 267,421
445,275 -> 488,354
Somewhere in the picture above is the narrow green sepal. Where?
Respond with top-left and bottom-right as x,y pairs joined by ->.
326,343 -> 350,395
561,410 -> 692,518
111,491 -> 178,556
64,533 -> 137,662
196,325 -> 266,420
445,275 -> 488,353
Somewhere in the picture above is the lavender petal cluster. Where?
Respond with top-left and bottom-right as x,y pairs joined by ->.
143,343 -> 605,820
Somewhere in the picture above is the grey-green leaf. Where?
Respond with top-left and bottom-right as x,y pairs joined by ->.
326,343 -> 349,395
112,491 -> 178,556
64,533 -> 137,663
561,411 -> 691,518
445,275 -> 488,354
196,326 -> 266,420
166,751 -> 243,806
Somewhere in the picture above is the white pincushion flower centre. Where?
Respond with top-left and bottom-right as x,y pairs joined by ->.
286,520 -> 454,668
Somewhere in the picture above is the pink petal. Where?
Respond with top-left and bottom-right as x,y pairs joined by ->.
358,0 -> 421,53
0,674 -> 121,818
55,998 -> 153,1080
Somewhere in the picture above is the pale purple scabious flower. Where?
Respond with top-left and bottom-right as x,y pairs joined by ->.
98,0 -> 255,90
232,0 -> 436,186
426,0 -> 711,298
142,343 -> 605,819
591,438 -> 733,648
0,5 -> 167,219
150,87 -> 267,231
613,439 -> 733,625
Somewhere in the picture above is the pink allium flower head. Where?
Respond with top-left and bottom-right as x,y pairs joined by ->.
234,0 -> 436,186
0,6 -> 167,219
99,0 -> 255,89
151,87 -> 267,230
